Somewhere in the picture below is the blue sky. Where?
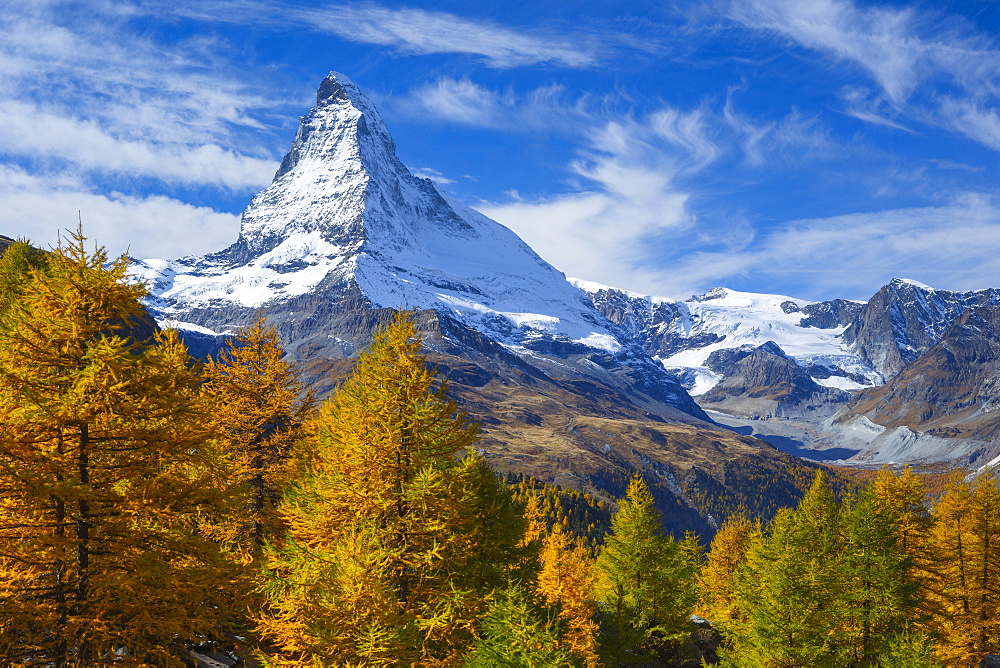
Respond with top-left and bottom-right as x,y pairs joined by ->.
4,0 -> 1000,301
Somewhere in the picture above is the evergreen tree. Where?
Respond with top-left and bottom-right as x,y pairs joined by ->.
466,583 -> 576,667
203,315 -> 314,558
595,474 -> 700,664
256,312 -> 530,664
839,486 -> 921,663
871,466 -> 933,557
726,471 -> 845,666
0,230 -> 231,666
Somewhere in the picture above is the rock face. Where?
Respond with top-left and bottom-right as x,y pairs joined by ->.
127,72 -> 839,533
698,342 -> 850,419
843,306 -> 1000,442
842,278 -> 1000,378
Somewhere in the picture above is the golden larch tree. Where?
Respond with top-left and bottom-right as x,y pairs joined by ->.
537,525 -> 599,665
0,230 -> 233,666
256,312 -> 529,665
698,514 -> 759,626
203,314 -> 314,558
926,473 -> 1000,663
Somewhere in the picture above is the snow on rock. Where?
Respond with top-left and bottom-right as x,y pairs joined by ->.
571,279 -> 879,395
134,72 -> 619,351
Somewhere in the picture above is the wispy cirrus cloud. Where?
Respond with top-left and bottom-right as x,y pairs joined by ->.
936,98 -> 1000,152
0,101 -> 275,189
393,77 -> 592,130
471,88 -> 831,293
726,0 -> 1000,103
663,194 -> 1000,300
295,5 -> 598,68
0,1 -> 285,190
725,0 -> 1000,151
0,0 -> 291,255
161,0 -> 599,69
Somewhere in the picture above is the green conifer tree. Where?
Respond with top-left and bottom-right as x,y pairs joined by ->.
466,583 -> 577,667
840,486 -> 921,663
698,515 -> 759,626
595,474 -> 700,664
726,471 -> 845,666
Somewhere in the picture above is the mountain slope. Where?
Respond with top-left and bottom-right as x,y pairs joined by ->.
126,72 -> 835,532
842,306 -> 1000,443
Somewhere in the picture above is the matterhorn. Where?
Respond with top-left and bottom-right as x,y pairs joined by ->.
132,72 -> 819,533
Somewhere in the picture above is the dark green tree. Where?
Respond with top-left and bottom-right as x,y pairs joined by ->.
726,471 -> 845,666
595,474 -> 700,664
840,487 -> 921,663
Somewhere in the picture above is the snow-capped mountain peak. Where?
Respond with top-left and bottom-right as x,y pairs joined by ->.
571,278 -> 879,395
132,73 -> 628,352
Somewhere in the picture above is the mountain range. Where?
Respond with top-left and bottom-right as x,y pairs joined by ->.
122,72 -> 1000,530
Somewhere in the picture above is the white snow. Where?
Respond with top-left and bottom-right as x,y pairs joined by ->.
893,277 -> 934,290
669,366 -> 722,396
572,282 -> 881,392
133,72 -> 623,353
814,376 -> 867,391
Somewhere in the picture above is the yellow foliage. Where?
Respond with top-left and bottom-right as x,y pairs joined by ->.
203,314 -> 314,560
256,312 -> 528,664
537,526 -> 599,665
0,229 -> 233,666
925,473 -> 1000,664
698,515 -> 758,624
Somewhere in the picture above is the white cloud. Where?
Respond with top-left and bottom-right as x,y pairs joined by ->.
395,78 -> 590,131
838,86 -> 915,133
0,101 -> 276,188
410,167 -> 454,184
727,0 -> 1000,151
474,113 -> 705,292
166,1 -> 598,68
462,83 -> 831,294
293,5 -> 597,68
937,98 -> 1000,151
727,0 -> 1000,103
0,2 -> 287,191
0,166 -> 241,260
663,194 -> 1000,299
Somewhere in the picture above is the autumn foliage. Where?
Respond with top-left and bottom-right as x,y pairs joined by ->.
4,232 -> 1000,665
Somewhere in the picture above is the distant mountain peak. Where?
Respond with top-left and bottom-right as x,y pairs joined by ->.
888,277 -> 934,290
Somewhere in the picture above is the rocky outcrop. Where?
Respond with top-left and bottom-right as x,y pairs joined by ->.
841,305 -> 1000,441
698,342 -> 850,419
842,278 -> 1000,378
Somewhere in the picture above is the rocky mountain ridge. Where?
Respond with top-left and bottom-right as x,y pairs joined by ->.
122,72 -> 844,534
575,278 -> 1000,465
